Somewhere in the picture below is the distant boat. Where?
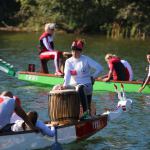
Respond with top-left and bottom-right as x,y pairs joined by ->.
18,71 -> 150,94
0,59 -> 149,93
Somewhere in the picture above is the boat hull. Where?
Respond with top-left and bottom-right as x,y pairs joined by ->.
0,115 -> 107,150
18,72 -> 150,93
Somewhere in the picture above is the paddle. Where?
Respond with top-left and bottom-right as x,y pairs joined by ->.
121,83 -> 126,100
114,84 -> 122,100
50,126 -> 63,150
0,59 -> 16,76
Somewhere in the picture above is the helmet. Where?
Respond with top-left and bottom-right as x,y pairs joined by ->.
71,40 -> 84,51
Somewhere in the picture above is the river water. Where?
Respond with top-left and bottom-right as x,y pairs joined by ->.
0,31 -> 150,150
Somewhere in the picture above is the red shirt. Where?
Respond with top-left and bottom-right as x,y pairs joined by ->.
108,57 -> 127,81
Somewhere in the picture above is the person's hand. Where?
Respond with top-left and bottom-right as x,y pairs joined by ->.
52,84 -> 66,90
91,76 -> 95,85
58,85 -> 66,90
102,78 -> 109,82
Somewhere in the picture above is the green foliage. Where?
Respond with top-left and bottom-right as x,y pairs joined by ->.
0,0 -> 150,38
0,0 -> 20,26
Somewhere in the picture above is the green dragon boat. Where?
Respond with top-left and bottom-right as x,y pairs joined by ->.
18,71 -> 150,94
0,59 -> 149,93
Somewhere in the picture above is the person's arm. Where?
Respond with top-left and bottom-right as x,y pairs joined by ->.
87,56 -> 103,79
138,76 -> 150,92
43,37 -> 53,51
102,70 -> 112,82
63,60 -> 71,87
14,102 -> 36,131
102,62 -> 113,82
36,120 -> 55,137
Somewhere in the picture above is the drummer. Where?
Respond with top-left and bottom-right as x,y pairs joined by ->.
60,39 -> 103,119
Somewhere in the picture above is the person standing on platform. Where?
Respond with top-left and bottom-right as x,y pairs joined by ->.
39,23 -> 63,75
59,39 -> 103,119
138,52 -> 150,92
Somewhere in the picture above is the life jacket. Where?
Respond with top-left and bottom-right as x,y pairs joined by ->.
0,96 -> 15,129
39,32 -> 54,53
109,57 -> 127,81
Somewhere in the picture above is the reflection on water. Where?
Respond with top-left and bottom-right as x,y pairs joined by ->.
0,31 -> 150,150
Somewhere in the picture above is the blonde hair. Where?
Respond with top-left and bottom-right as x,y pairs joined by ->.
105,53 -> 113,61
44,23 -> 55,32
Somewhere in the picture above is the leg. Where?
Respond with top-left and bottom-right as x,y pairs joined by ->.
87,95 -> 92,111
48,51 -> 63,75
76,84 -> 88,112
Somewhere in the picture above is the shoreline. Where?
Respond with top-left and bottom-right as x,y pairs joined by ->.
0,26 -> 66,34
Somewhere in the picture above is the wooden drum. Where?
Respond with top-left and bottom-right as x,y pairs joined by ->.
48,89 -> 80,124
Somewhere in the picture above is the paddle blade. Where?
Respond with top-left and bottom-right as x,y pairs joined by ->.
114,84 -> 118,91
121,83 -> 124,90
51,142 -> 63,150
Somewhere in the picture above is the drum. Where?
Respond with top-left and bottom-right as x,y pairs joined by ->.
48,89 -> 80,124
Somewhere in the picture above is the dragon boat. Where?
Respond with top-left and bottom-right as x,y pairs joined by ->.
0,59 -> 149,93
0,84 -> 132,150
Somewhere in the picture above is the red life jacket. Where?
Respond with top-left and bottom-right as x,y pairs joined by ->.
108,57 -> 127,81
0,97 -> 4,103
39,32 -> 54,53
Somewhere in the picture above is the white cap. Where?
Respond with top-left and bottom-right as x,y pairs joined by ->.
45,23 -> 55,31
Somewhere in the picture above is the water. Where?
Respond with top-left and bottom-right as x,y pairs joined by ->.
0,31 -> 150,150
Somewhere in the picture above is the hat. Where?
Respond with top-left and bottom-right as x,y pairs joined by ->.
71,40 -> 84,51
45,23 -> 55,31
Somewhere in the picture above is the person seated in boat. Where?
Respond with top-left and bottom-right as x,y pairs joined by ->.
113,54 -> 133,81
0,91 -> 36,133
138,52 -> 150,92
11,111 -> 55,137
101,54 -> 128,82
39,23 -> 63,75
58,39 -> 103,119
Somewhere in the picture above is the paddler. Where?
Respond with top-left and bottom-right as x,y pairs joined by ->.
0,91 -> 37,133
112,54 -> 133,81
138,52 -> 150,92
11,111 -> 55,137
101,54 -> 128,81
39,23 -> 63,75
59,39 -> 103,119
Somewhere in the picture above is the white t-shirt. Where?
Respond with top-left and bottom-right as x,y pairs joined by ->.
64,55 -> 103,86
148,65 -> 150,77
11,114 -> 55,137
0,96 -> 15,129
121,60 -> 133,81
